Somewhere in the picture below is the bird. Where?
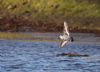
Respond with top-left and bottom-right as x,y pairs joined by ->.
59,21 -> 73,48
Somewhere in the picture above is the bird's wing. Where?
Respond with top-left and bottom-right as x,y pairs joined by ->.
60,40 -> 68,48
64,21 -> 69,36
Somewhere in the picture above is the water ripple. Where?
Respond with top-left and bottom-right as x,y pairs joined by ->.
0,40 -> 100,72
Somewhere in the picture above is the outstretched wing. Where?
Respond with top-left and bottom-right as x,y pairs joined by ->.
63,21 -> 69,36
60,40 -> 68,48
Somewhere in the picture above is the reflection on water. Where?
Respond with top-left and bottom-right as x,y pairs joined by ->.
0,39 -> 100,72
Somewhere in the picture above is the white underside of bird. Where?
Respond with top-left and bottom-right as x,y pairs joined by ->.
59,21 -> 70,48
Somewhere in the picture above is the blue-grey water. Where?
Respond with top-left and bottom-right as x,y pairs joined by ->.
0,33 -> 100,72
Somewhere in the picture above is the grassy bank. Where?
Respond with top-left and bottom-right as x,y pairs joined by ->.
0,32 -> 33,39
0,0 -> 100,32
0,32 -> 59,42
0,32 -> 100,43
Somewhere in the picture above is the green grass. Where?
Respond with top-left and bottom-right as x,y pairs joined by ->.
0,0 -> 100,18
0,32 -> 60,42
0,32 -> 33,39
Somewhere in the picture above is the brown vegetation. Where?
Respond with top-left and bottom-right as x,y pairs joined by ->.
0,0 -> 100,34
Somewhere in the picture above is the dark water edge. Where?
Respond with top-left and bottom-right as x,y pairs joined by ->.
0,33 -> 100,72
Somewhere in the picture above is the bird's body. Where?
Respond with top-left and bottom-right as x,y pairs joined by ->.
59,21 -> 73,48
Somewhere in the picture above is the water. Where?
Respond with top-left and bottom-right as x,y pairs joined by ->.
0,39 -> 100,72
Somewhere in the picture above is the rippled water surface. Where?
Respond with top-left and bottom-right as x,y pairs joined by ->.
0,39 -> 100,72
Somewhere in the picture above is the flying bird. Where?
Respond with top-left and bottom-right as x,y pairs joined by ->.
59,21 -> 73,48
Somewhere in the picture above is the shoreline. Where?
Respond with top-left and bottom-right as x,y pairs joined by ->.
0,39 -> 100,46
0,32 -> 100,43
